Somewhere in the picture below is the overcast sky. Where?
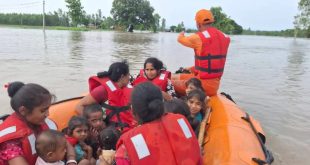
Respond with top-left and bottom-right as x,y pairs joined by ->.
0,0 -> 300,30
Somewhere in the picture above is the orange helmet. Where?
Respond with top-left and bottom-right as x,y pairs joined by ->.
195,9 -> 214,24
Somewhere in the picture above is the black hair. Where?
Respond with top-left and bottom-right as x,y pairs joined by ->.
67,116 -> 89,136
164,98 -> 190,117
35,130 -> 65,158
143,57 -> 165,71
185,78 -> 205,92
83,103 -> 103,119
187,89 -> 207,111
97,61 -> 129,82
98,126 -> 121,150
7,81 -> 54,113
164,99 -> 200,133
131,82 -> 164,124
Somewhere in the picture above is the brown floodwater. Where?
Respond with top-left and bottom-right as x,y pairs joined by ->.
0,27 -> 309,164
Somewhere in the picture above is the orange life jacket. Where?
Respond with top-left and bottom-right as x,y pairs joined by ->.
132,69 -> 171,92
117,113 -> 201,165
0,113 -> 57,165
88,76 -> 136,131
194,27 -> 230,79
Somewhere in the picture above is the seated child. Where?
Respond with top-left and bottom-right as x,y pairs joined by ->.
65,116 -> 95,164
35,130 -> 82,165
186,89 -> 206,122
185,78 -> 205,96
35,130 -> 67,165
97,126 -> 121,165
83,104 -> 106,158
164,98 -> 200,135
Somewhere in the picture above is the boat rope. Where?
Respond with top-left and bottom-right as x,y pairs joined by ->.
242,113 -> 274,165
51,96 -> 84,105
220,92 -> 236,103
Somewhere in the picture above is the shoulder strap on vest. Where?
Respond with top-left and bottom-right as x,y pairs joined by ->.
102,103 -> 131,130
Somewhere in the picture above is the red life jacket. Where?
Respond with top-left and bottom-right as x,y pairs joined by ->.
88,76 -> 136,131
116,113 -> 201,165
132,69 -> 171,91
194,27 -> 230,79
0,113 -> 57,165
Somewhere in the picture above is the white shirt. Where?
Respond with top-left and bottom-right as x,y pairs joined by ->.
35,157 -> 65,165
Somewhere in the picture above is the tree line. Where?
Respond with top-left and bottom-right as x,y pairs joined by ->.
0,0 -> 243,34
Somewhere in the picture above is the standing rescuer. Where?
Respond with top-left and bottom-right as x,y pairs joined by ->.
174,9 -> 230,96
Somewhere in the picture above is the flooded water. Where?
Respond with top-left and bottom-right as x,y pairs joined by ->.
0,27 -> 309,164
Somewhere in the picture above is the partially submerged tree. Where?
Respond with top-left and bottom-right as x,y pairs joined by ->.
65,0 -> 85,26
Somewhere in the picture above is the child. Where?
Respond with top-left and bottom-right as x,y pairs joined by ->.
164,98 -> 200,135
185,78 -> 205,96
35,130 -> 67,165
66,116 -> 95,164
83,104 -> 106,159
83,104 -> 106,134
164,98 -> 191,117
97,126 -> 121,165
187,89 -> 206,122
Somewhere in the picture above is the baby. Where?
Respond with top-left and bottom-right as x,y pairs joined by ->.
35,130 -> 68,165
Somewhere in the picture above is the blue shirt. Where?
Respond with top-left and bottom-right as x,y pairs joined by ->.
194,113 -> 202,122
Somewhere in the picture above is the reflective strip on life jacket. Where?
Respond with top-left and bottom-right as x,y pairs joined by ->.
27,134 -> 36,154
131,134 -> 150,159
0,126 -> 16,137
177,118 -> 192,139
159,73 -> 166,80
45,118 -> 57,130
202,30 -> 210,38
106,80 -> 117,91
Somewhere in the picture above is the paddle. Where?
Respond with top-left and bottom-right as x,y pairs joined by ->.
198,107 -> 211,148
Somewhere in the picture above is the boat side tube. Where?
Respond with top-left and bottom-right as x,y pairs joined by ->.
242,113 -> 274,165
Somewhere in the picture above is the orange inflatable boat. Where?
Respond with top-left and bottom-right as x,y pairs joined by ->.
200,94 -> 273,165
48,96 -> 83,131
46,81 -> 273,165
171,74 -> 273,165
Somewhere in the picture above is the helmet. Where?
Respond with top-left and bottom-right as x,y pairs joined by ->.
195,9 -> 214,24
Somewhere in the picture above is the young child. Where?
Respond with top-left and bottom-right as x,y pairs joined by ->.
185,78 -> 205,96
35,130 -> 67,165
83,104 -> 106,135
36,130 -> 91,165
83,104 -> 106,159
164,98 -> 200,135
187,89 -> 206,122
65,116 -> 94,164
97,126 -> 121,165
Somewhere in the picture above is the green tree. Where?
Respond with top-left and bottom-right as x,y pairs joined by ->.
210,7 -> 243,34
65,0 -> 85,26
152,13 -> 161,32
56,9 -> 70,26
161,18 -> 166,31
170,25 -> 176,32
111,0 -> 155,30
101,16 -> 115,29
295,0 -> 310,37
175,21 -> 185,32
